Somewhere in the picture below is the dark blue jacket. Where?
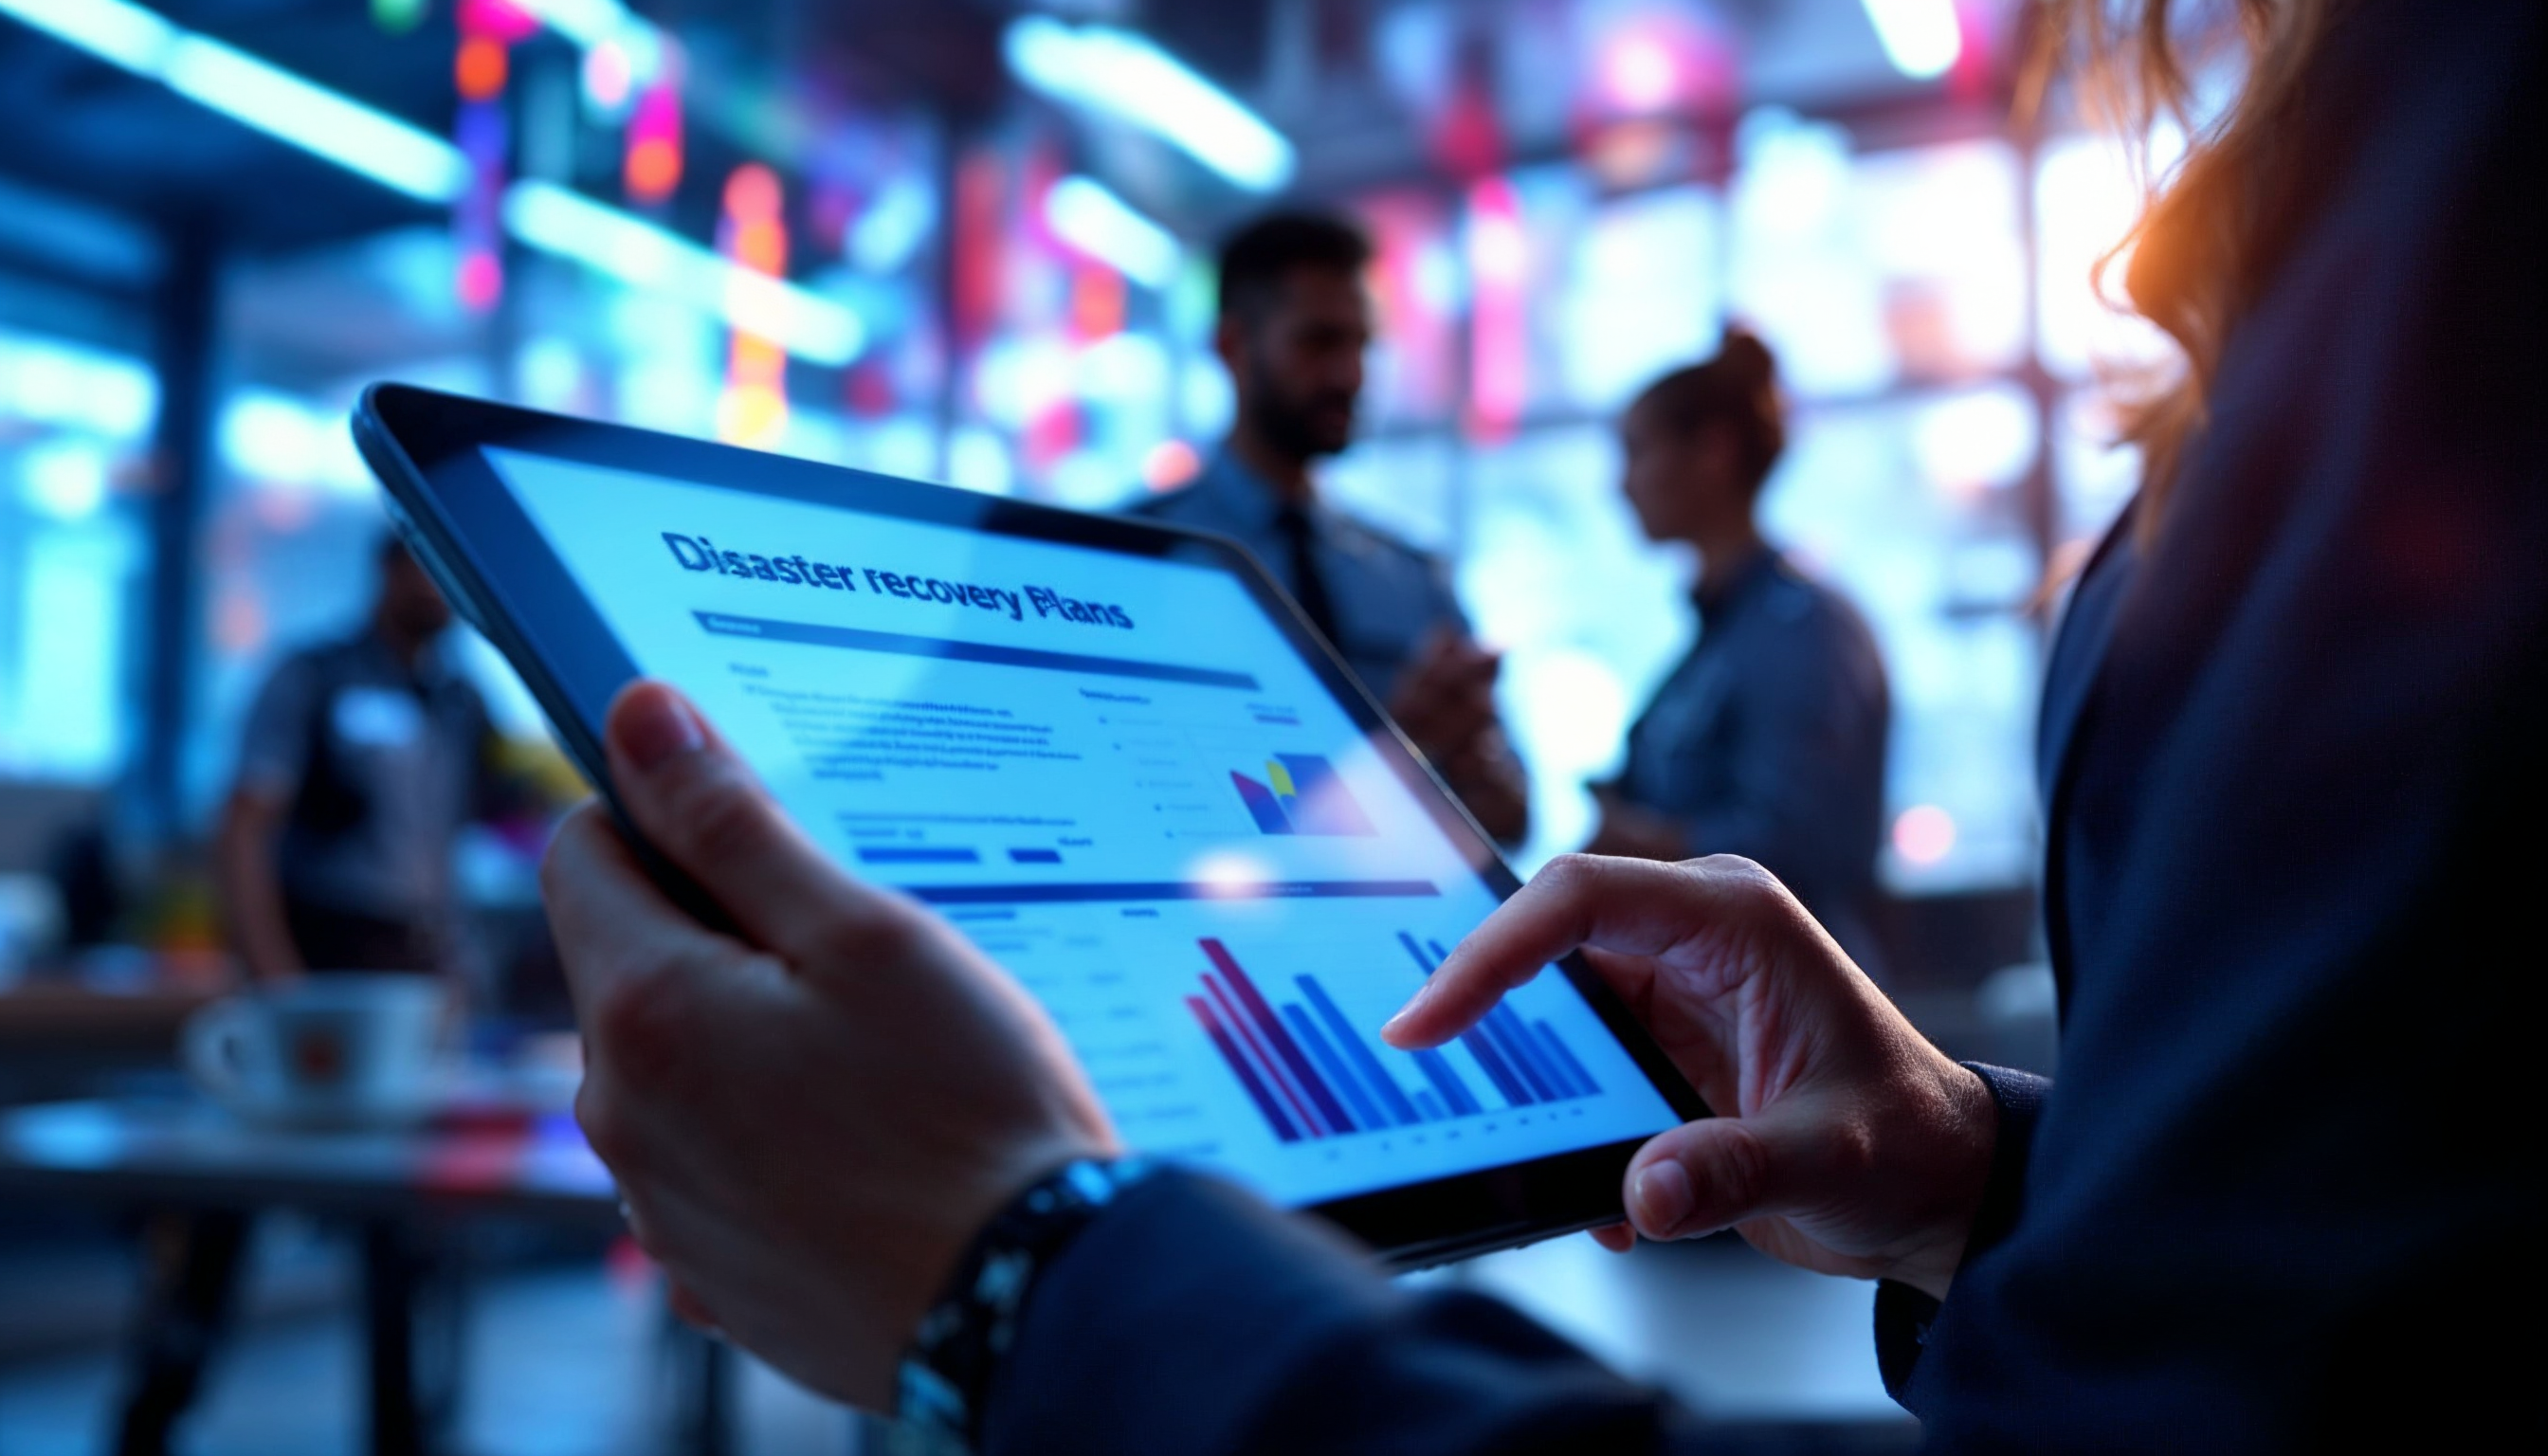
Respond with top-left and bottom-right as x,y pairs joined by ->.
983,3 -> 2546,1449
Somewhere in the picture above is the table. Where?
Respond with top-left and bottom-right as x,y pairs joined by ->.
0,983 -> 216,1101
0,1093 -> 735,1456
0,983 -> 215,1046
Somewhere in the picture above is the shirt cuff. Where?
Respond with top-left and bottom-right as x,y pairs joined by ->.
1871,1061 -> 2049,1411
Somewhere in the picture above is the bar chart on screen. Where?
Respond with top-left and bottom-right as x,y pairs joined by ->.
1183,932 -> 1604,1144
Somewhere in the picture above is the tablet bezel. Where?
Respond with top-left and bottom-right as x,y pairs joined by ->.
354,381 -> 1710,1267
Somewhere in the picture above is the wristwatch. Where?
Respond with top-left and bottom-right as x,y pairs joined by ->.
897,1156 -> 1160,1447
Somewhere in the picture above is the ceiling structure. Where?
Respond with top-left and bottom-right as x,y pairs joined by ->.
0,0 -> 2023,252
0,0 -> 2031,389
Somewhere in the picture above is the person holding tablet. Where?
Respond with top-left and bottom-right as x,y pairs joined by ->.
532,0 -> 2541,1447
1591,331 -> 1890,974
1134,210 -> 1531,846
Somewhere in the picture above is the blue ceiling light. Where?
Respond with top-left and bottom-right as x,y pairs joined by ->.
1045,175 -> 1180,288
1004,14 -> 1296,194
0,0 -> 172,75
502,181 -> 865,365
0,0 -> 865,365
162,35 -> 472,203
0,0 -> 468,201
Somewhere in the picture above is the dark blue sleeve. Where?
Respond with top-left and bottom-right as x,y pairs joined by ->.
1895,4 -> 2548,1447
1872,1064 -> 2048,1410
985,1170 -> 1701,1456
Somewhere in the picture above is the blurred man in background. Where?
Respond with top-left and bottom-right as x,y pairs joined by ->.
216,535 -> 503,983
1133,212 -> 1530,845
116,536 -> 500,1456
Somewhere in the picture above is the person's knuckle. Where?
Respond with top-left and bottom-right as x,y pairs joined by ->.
667,765 -> 774,869
1693,854 -> 1792,907
1691,851 -> 1768,883
1706,1119 -> 1775,1212
537,810 -> 602,904
811,899 -> 932,974
573,1082 -> 635,1169
1538,852 -> 1602,897
592,960 -> 696,1085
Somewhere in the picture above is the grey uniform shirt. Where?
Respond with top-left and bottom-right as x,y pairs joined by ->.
1614,550 -> 1891,970
234,632 -> 496,926
1128,452 -> 1470,701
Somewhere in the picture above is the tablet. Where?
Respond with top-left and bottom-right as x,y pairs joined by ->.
355,383 -> 1705,1266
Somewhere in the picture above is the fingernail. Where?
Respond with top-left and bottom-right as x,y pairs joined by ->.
620,689 -> 706,773
1379,991 -> 1429,1042
1634,1160 -> 1694,1234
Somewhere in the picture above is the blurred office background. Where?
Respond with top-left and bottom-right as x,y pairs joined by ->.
0,0 -> 2157,1450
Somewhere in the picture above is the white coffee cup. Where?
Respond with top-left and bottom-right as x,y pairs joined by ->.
183,974 -> 453,1128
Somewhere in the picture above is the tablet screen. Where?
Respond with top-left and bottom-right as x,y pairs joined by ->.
482,446 -> 1680,1209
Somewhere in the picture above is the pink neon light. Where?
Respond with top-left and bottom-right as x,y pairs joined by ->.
1465,176 -> 1527,441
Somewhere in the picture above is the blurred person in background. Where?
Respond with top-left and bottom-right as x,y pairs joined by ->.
116,536 -> 503,1456
1133,211 -> 1530,845
1589,332 -> 1890,974
216,534 -> 506,984
530,0 -> 2544,1448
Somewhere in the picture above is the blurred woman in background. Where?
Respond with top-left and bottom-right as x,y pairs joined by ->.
1590,332 -> 1891,974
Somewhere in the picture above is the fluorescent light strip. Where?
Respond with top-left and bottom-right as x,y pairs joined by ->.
1005,16 -> 1294,194
0,0 -> 862,364
1046,176 -> 1179,288
507,0 -> 628,50
164,37 -> 469,203
1860,0 -> 1961,81
0,0 -> 171,73
503,182 -> 864,365
508,0 -> 667,83
0,0 -> 464,201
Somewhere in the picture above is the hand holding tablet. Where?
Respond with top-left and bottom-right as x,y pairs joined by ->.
545,680 -> 1117,1408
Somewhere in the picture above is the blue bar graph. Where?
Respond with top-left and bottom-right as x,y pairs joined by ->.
1458,1017 -> 1536,1108
1189,935 -> 1604,1143
1299,976 -> 1421,1127
1412,1047 -> 1483,1117
1204,939 -> 1355,1137
1537,1020 -> 1601,1098
1187,996 -> 1298,1143
1486,1005 -> 1561,1101
1283,1007 -> 1381,1133
1396,931 -> 1541,1110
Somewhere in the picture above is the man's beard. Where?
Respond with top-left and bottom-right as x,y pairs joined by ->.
1248,380 -> 1356,462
